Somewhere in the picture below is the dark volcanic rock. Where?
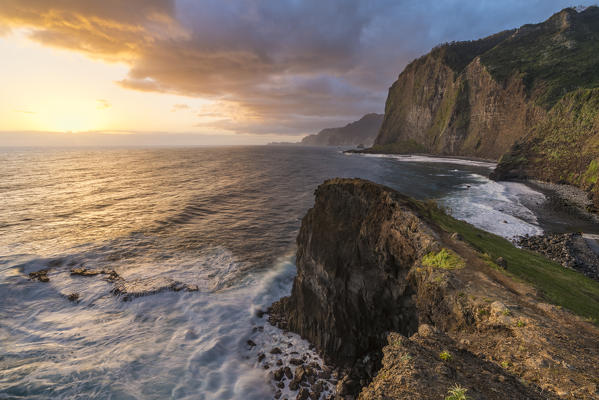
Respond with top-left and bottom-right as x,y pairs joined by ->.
517,233 -> 599,281
112,276 -> 199,301
268,178 -> 599,399
270,179 -> 438,368
29,269 -> 50,282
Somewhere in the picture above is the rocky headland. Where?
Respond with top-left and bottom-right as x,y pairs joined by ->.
301,114 -> 384,148
358,6 -> 599,213
269,178 -> 599,399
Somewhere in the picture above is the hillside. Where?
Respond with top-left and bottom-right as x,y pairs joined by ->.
269,179 -> 599,399
368,6 -> 599,210
301,113 -> 383,147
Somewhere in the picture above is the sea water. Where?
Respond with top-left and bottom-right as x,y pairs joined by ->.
0,146 -> 552,399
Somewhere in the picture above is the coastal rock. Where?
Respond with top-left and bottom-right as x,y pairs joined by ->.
517,233 -> 599,281
270,178 -> 599,399
364,6 -> 599,210
29,269 -> 50,282
271,178 -> 438,369
112,276 -> 199,301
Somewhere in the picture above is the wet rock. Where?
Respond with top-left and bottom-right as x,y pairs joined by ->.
290,358 -> 303,366
257,353 -> 265,362
274,390 -> 282,399
284,366 -> 293,379
112,277 -> 199,301
289,379 -> 299,391
270,347 -> 283,354
336,375 -> 360,397
70,267 -> 105,276
296,387 -> 310,400
276,359 -> 283,366
67,293 -> 80,302
274,367 -> 285,381
29,269 -> 49,282
247,339 -> 256,348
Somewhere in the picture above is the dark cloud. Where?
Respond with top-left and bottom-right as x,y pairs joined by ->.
1,0 -> 595,134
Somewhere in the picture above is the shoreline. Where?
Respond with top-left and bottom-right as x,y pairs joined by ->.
344,149 -> 498,164
347,150 -> 599,234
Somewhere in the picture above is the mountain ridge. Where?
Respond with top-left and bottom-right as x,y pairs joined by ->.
301,113 -> 383,147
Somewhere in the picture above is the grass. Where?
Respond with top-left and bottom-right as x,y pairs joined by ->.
439,350 -> 452,361
480,7 -> 599,109
445,384 -> 469,400
422,248 -> 466,270
412,200 -> 599,325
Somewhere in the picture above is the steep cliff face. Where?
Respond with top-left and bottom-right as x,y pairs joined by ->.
374,6 -> 599,162
493,88 -> 599,212
270,179 -> 599,399
271,179 -> 439,368
301,114 -> 383,147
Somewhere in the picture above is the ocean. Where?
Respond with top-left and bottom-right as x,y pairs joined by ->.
0,146 -> 564,399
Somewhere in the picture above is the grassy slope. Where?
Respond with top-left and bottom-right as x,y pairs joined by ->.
480,6 -> 599,108
494,88 -> 599,211
411,200 -> 599,324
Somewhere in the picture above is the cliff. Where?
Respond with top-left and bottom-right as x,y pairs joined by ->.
301,114 -> 383,147
372,6 -> 599,172
270,179 -> 599,399
492,88 -> 599,212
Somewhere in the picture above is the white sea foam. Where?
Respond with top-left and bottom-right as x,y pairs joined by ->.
0,253 -> 324,400
357,153 -> 497,169
441,174 -> 545,239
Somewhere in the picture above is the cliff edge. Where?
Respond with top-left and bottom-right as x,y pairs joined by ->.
368,7 -> 599,208
270,179 -> 599,399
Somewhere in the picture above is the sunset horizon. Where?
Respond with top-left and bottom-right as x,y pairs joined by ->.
2,2 -> 599,400
1,1 -> 591,145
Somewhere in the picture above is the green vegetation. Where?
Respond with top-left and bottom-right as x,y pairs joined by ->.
365,140 -> 427,154
495,87 -> 599,211
439,350 -> 452,361
516,320 -> 526,328
445,384 -> 469,400
423,248 -> 465,270
413,200 -> 599,325
584,159 -> 599,185
480,7 -> 599,108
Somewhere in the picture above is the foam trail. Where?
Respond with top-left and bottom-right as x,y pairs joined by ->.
441,174 -> 544,239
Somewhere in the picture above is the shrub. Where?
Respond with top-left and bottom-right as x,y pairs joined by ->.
439,350 -> 452,361
445,384 -> 469,400
422,248 -> 466,270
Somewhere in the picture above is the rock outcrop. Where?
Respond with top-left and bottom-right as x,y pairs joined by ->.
270,179 -> 599,399
301,114 -> 383,147
517,233 -> 599,281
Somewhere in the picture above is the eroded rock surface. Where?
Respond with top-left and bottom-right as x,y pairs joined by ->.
270,179 -> 599,399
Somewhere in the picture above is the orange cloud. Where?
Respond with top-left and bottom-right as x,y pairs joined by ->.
96,99 -> 111,109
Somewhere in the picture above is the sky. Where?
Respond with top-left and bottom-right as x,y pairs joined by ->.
0,0 -> 596,146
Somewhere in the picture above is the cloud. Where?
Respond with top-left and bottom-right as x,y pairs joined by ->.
171,103 -> 190,112
96,99 -> 111,109
13,109 -> 36,114
0,0 -> 594,134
